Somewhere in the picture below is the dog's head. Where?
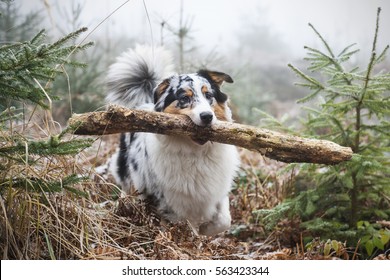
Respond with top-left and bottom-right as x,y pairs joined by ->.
153,70 -> 233,126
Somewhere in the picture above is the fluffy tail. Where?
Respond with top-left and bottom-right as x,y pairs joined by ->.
106,45 -> 174,108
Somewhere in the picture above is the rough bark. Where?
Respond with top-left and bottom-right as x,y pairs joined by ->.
68,106 -> 353,165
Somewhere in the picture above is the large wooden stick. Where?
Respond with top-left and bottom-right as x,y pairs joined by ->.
68,106 -> 353,165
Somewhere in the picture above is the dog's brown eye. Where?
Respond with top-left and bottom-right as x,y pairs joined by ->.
205,92 -> 213,101
179,96 -> 190,105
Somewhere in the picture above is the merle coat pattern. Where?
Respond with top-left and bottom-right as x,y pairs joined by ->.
104,45 -> 240,236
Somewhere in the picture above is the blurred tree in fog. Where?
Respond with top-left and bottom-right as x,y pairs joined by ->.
48,1 -> 104,123
158,0 -> 204,73
0,0 -> 42,43
50,1 -> 141,123
228,6 -> 304,124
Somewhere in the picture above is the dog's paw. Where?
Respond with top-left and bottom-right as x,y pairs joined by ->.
198,219 -> 231,236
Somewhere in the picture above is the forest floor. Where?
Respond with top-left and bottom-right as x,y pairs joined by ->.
81,135 -> 294,260
60,136 -> 345,260
1,133 -> 388,260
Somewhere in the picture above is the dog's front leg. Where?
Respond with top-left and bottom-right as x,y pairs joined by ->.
199,196 -> 231,236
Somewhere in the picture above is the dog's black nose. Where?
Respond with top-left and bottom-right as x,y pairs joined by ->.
200,112 -> 213,124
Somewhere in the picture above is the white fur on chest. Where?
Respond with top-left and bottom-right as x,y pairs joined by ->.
142,134 -> 239,223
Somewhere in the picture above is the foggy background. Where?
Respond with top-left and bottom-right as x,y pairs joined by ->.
14,0 -> 390,124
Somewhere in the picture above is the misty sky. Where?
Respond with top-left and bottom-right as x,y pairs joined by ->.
20,0 -> 390,61
20,0 -> 390,50
15,0 -> 390,121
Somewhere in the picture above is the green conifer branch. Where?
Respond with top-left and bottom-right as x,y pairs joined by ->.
29,29 -> 46,45
308,23 -> 335,58
306,25 -> 356,87
0,27 -> 92,109
375,44 -> 389,64
4,174 -> 88,195
355,7 -> 382,153
337,43 -> 358,57
0,138 -> 93,157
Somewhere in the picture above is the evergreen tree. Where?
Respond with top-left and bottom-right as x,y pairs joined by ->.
256,8 -> 390,258
0,0 -> 42,43
50,1 -> 105,122
0,23 -> 94,194
0,0 -> 45,110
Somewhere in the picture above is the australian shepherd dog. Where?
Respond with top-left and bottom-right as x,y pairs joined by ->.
104,45 -> 240,236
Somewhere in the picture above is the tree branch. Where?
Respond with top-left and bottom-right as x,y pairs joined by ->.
68,106 -> 353,165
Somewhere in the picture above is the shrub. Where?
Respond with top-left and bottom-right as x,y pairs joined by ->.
256,8 -> 390,258
0,26 -> 96,258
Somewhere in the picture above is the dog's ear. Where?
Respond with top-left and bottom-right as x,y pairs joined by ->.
197,70 -> 234,87
153,78 -> 170,103
198,70 -> 233,103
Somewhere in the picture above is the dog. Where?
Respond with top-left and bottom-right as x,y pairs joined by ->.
104,45 -> 240,236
